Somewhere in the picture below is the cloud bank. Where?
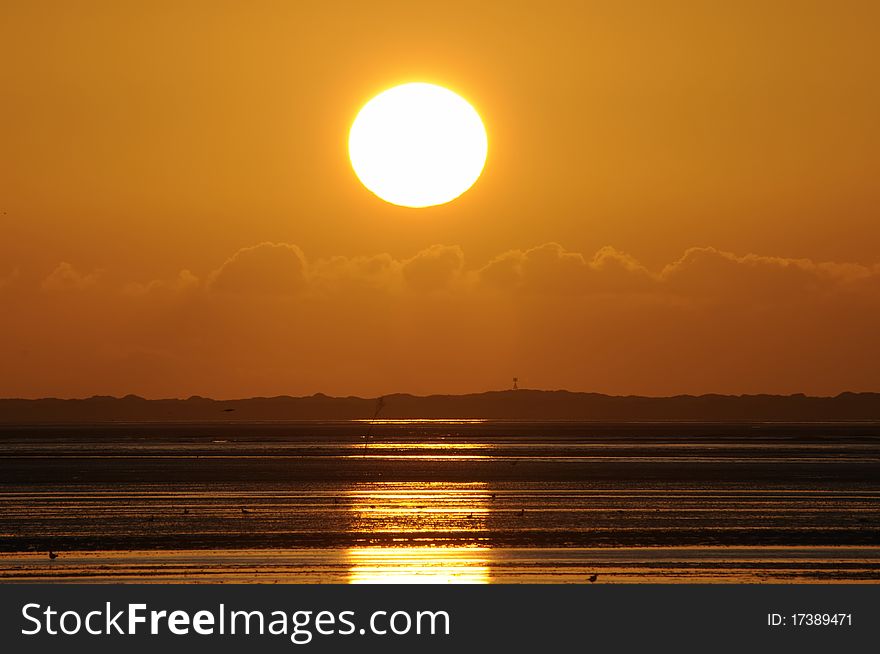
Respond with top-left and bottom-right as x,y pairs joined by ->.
2,242 -> 877,399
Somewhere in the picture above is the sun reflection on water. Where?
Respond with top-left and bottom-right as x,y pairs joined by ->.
347,546 -> 491,583
345,482 -> 492,583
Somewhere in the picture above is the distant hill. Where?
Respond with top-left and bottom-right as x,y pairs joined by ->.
1,390 -> 880,423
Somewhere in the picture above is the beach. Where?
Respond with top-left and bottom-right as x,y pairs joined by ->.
1,421 -> 878,583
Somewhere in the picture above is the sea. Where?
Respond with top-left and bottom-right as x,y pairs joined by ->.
1,421 -> 878,583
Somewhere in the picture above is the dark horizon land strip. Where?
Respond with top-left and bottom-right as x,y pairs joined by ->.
3,391 -> 880,423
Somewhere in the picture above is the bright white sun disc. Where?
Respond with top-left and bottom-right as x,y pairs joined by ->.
349,83 -> 488,208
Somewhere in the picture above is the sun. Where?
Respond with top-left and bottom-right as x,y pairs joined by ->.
349,83 -> 488,208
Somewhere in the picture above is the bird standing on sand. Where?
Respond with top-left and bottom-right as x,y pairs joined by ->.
48,551 -> 58,560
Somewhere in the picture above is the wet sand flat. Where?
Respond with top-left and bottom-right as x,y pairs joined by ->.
1,421 -> 878,583
3,547 -> 879,583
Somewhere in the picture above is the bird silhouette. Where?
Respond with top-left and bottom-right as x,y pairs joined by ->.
48,551 -> 58,560
588,573 -> 598,583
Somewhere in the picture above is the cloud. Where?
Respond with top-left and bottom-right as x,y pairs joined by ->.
124,269 -> 200,297
41,262 -> 100,292
401,244 -> 465,291
37,242 -> 880,303
479,243 -> 654,294
479,242 -> 879,302
311,253 -> 401,293
310,244 -> 466,294
660,246 -> 879,302
208,242 -> 307,295
8,242 -> 880,398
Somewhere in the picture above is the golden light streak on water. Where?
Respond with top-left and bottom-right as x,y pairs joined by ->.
345,482 -> 492,583
346,546 -> 491,584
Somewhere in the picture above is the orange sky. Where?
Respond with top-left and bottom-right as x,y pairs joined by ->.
2,1 -> 879,398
